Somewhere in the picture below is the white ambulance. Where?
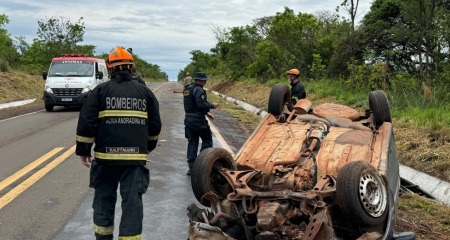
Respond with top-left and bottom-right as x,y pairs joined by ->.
42,54 -> 109,111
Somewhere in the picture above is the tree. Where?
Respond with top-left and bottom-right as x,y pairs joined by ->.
14,36 -> 29,56
338,0 -> 361,58
246,40 -> 283,81
361,0 -> 449,80
0,14 -> 20,70
253,16 -> 273,38
21,16 -> 94,74
225,25 -> 261,78
269,8 -> 319,78
37,16 -> 89,55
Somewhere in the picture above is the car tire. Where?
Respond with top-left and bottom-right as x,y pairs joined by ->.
191,148 -> 237,207
268,84 -> 292,116
369,90 -> 391,128
45,103 -> 54,112
336,161 -> 388,227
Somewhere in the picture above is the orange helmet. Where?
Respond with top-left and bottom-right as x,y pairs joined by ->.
286,69 -> 300,76
186,72 -> 190,76
107,47 -> 134,69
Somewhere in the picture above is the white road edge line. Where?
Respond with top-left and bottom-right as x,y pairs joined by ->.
207,117 -> 235,157
0,110 -> 45,123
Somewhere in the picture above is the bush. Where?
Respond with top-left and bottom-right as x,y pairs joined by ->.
0,58 -> 9,72
389,72 -> 416,92
20,63 -> 45,75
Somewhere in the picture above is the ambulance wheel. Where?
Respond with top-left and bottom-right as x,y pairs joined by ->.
191,148 -> 236,207
45,103 -> 54,112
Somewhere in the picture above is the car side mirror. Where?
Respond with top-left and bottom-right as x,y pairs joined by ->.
42,71 -> 47,80
96,72 -> 103,79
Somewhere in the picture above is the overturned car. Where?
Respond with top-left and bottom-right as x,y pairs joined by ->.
187,85 -> 415,240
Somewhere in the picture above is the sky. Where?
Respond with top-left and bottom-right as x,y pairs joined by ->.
0,0 -> 373,80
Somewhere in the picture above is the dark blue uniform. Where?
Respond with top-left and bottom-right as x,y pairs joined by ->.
183,83 -> 215,171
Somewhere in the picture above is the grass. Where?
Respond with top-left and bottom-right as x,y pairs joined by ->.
206,78 -> 272,110
0,70 -> 44,104
398,193 -> 450,234
207,92 -> 261,128
0,69 -> 167,105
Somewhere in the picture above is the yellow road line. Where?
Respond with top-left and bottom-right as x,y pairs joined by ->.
207,118 -> 235,157
0,145 -> 75,210
152,82 -> 168,92
0,147 -> 64,192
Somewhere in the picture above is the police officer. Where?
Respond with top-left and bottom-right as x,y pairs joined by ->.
76,47 -> 161,240
286,68 -> 306,105
183,72 -> 193,86
183,72 -> 218,175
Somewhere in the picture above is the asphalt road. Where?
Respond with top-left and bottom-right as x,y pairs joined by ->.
0,81 -> 245,240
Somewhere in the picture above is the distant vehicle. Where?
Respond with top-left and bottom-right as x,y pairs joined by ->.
42,54 -> 108,112
187,85 -> 415,240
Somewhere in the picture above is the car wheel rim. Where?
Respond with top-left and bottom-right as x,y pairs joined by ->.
359,169 -> 387,217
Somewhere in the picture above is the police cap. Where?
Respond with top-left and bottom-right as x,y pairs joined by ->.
193,72 -> 209,81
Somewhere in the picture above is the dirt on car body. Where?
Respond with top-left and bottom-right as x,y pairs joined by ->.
187,85 -> 415,240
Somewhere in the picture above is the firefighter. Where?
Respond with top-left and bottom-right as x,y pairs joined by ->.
183,72 -> 218,175
130,65 -> 146,85
183,72 -> 193,86
76,46 -> 161,240
286,69 -> 306,105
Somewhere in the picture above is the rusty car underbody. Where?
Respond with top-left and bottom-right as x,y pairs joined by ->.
187,86 -> 415,240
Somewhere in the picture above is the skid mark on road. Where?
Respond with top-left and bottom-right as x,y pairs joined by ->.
0,145 -> 75,210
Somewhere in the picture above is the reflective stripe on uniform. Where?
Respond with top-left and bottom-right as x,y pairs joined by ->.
98,110 -> 148,119
292,96 -> 299,102
93,224 -> 114,235
148,135 -> 158,141
118,234 -> 141,240
94,152 -> 147,161
76,135 -> 95,143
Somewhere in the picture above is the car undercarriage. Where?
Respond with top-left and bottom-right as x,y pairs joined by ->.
187,86 -> 415,240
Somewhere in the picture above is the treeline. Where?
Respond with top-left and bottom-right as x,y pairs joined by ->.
0,15 -> 167,80
179,0 -> 449,99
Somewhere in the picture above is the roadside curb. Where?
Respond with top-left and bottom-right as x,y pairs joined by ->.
0,99 -> 36,110
208,88 -> 450,206
209,90 -> 268,118
400,165 -> 450,205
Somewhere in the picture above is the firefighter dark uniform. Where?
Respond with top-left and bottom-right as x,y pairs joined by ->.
131,74 -> 146,85
286,68 -> 306,105
290,80 -> 306,105
76,66 -> 161,239
184,82 -> 215,174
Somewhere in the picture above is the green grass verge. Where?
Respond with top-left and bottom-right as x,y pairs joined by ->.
207,92 -> 261,128
399,193 -> 450,233
305,79 -> 450,131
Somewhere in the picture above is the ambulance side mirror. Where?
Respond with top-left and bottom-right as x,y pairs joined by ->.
96,72 -> 103,79
42,71 -> 47,80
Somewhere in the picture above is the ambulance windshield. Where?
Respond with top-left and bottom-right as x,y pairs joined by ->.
48,60 -> 94,77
